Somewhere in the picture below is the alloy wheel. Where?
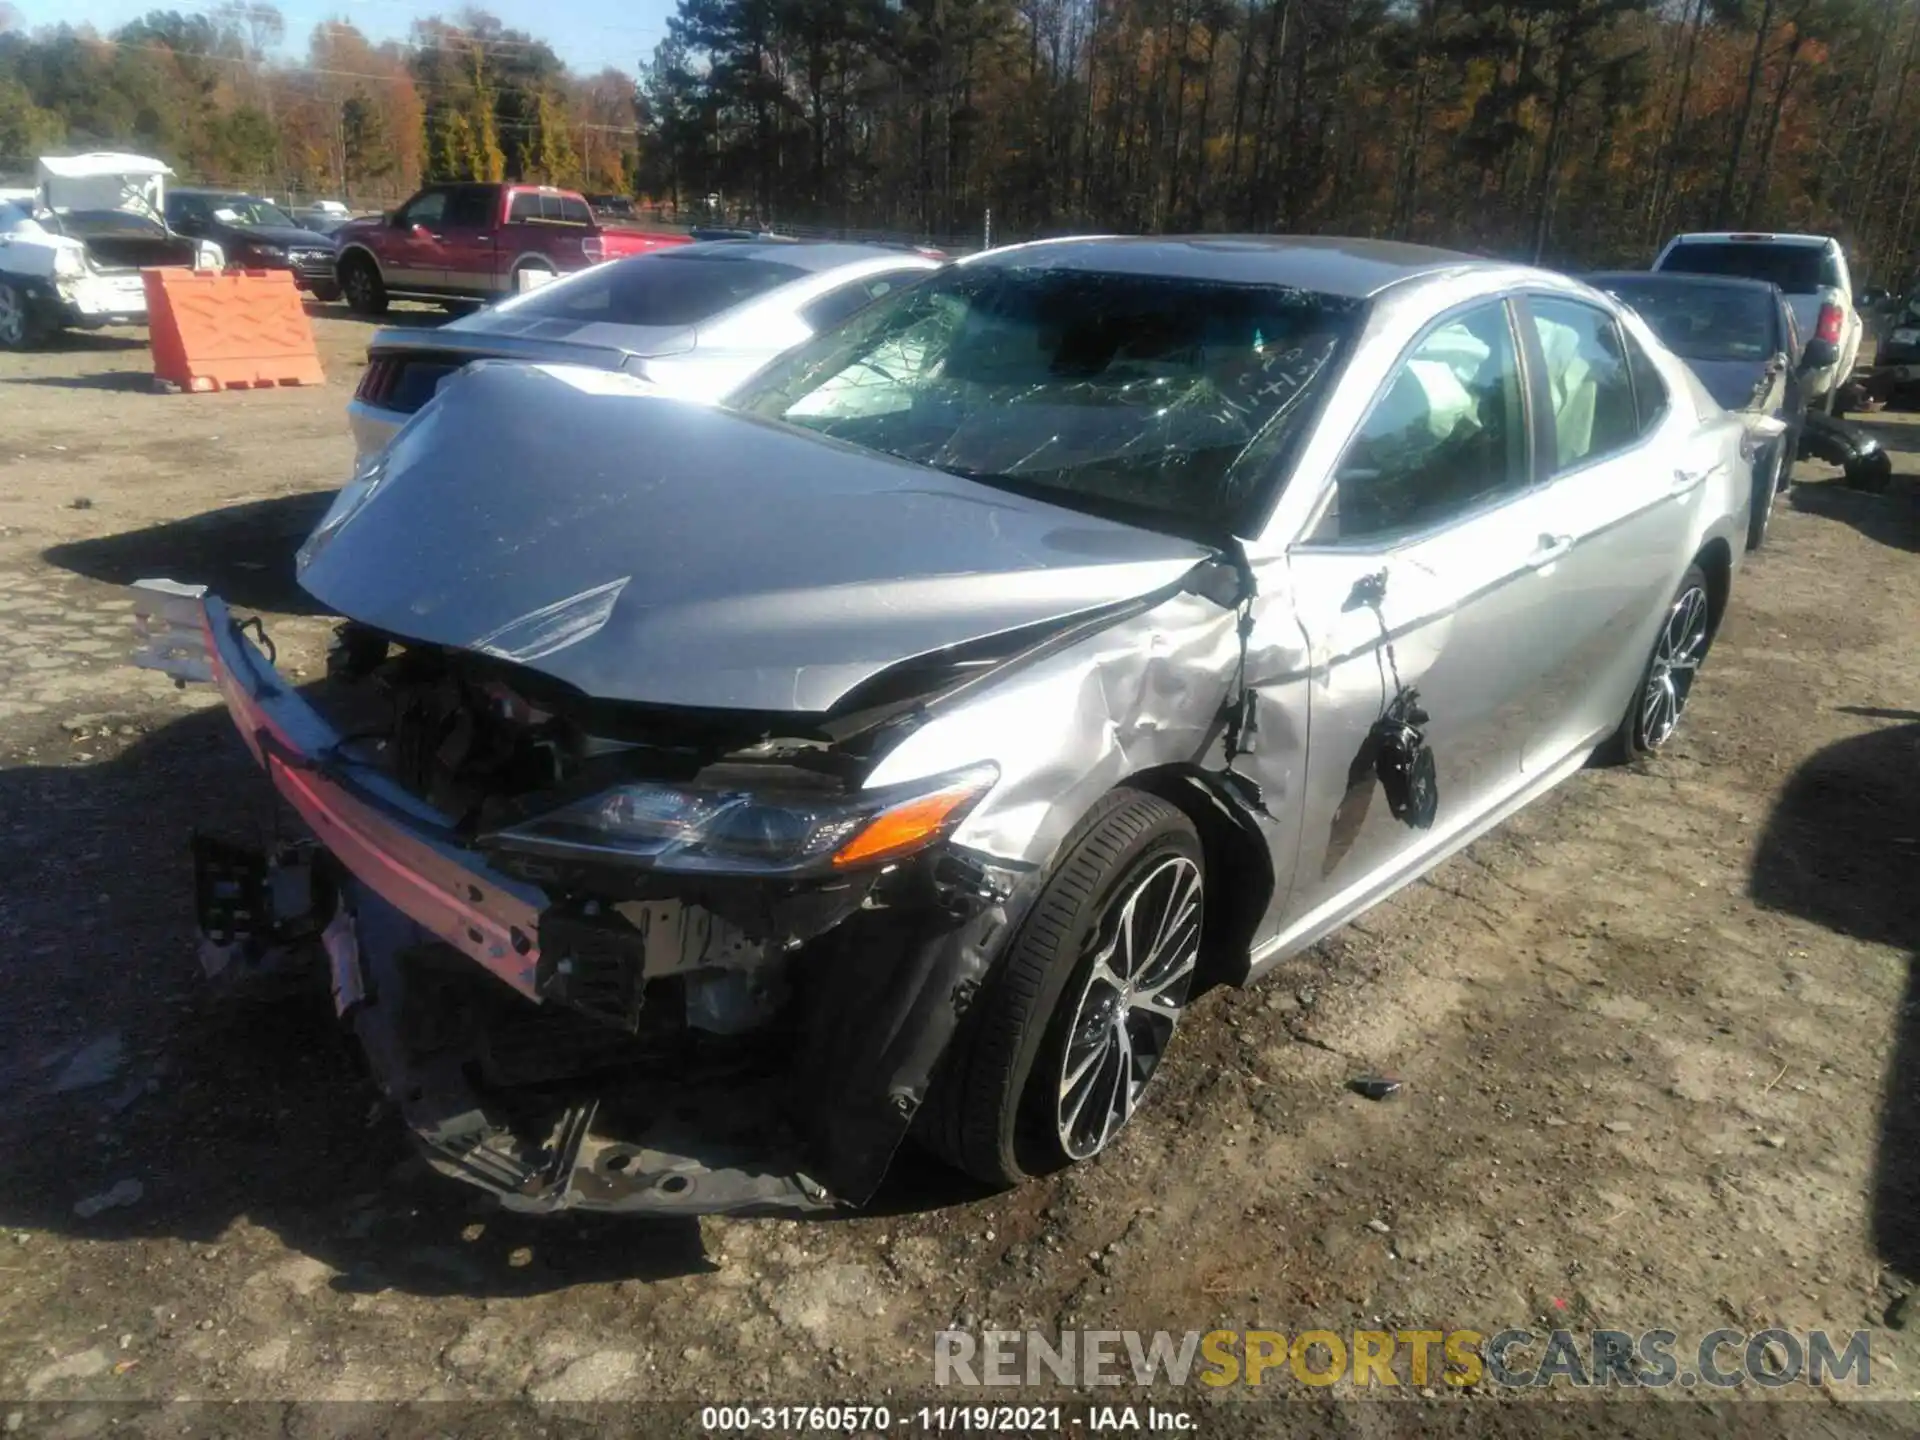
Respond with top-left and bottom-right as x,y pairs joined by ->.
1055,854 -> 1202,1160
1641,584 -> 1710,748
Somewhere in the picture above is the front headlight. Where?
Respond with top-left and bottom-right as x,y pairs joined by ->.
484,763 -> 999,875
246,243 -> 287,263
52,246 -> 86,278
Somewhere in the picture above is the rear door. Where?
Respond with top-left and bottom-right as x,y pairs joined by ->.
1508,293 -> 1695,773
436,184 -> 499,294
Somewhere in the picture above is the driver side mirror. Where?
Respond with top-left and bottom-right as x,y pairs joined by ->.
1798,337 -> 1837,374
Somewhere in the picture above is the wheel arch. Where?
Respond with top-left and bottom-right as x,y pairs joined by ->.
1112,764 -> 1277,997
1694,535 -> 1734,638
335,243 -> 381,279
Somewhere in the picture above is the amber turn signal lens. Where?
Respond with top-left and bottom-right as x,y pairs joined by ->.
831,782 -> 982,868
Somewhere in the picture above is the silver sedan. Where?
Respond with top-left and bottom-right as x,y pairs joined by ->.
134,236 -> 1764,1216
346,240 -> 943,460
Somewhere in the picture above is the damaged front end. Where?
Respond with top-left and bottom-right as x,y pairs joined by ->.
131,581 -> 1060,1216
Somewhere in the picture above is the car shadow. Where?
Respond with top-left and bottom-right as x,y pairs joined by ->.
0,704 -> 716,1296
1749,719 -> 1920,1283
44,330 -> 149,353
1,372 -> 158,393
1788,473 -> 1920,553
41,493 -> 337,616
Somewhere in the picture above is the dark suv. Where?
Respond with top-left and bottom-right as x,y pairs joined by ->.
163,189 -> 341,300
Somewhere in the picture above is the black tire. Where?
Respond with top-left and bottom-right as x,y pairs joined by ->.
1597,563 -> 1712,764
0,279 -> 48,351
1844,449 -> 1894,493
308,281 -> 342,303
916,788 -> 1203,1187
339,254 -> 387,316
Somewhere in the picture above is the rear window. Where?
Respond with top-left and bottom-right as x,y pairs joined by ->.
507,191 -> 593,226
1659,240 -> 1839,295
512,252 -> 808,326
1595,280 -> 1778,362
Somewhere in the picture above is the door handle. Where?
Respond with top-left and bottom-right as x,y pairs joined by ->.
1527,533 -> 1573,569
1670,466 -> 1708,497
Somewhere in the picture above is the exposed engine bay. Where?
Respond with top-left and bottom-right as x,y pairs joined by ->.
166,592 -> 1059,1216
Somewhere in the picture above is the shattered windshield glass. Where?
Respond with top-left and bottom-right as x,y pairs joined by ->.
728,264 -> 1360,535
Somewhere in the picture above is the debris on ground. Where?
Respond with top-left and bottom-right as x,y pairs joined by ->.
1347,1075 -> 1403,1101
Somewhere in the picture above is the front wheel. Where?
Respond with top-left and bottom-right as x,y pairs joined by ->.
308,281 -> 342,303
1599,564 -> 1712,763
339,255 -> 387,316
0,279 -> 48,351
916,788 -> 1204,1187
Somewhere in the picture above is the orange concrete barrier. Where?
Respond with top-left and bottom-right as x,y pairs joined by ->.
142,268 -> 325,393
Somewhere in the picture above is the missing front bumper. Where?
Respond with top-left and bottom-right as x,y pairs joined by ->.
133,582 -> 1040,1217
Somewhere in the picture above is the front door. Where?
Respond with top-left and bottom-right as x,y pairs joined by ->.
388,190 -> 451,290
1261,296 -> 1549,954
438,184 -> 499,295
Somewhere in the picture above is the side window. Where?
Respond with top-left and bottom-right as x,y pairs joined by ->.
443,186 -> 493,228
1313,300 -> 1529,543
507,191 -> 540,223
1620,325 -> 1668,436
399,190 -> 446,228
1527,297 -> 1639,472
559,196 -> 593,225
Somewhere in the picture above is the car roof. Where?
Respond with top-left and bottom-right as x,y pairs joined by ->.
1585,270 -> 1783,297
172,187 -> 264,200
1665,232 -> 1837,249
957,234 -> 1490,298
664,240 -> 942,274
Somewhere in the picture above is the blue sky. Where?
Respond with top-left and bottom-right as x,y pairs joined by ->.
9,0 -> 680,76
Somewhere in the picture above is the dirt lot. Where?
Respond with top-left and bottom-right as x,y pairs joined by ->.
1,304 -> 1918,1433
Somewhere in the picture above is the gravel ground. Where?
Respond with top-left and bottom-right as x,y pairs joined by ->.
0,305 -> 1917,1435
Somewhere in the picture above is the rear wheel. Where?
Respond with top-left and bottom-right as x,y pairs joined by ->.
339,255 -> 387,316
917,788 -> 1204,1187
510,259 -> 555,293
1599,564 -> 1712,763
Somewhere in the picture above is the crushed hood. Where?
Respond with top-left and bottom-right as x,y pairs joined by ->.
297,361 -> 1214,714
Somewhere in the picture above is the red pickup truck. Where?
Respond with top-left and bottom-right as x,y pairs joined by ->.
332,182 -> 685,314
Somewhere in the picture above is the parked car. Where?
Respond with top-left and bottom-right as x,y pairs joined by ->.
291,200 -> 353,236
0,152 -> 223,350
127,236 -> 1764,1218
163,188 -> 341,301
1583,270 -> 1826,548
1863,283 -> 1920,407
585,193 -> 635,219
347,240 -> 940,460
1651,231 -> 1862,415
331,182 -> 688,315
